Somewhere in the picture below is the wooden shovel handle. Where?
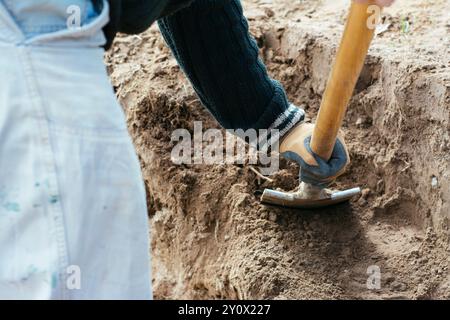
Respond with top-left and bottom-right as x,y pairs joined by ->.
310,1 -> 380,160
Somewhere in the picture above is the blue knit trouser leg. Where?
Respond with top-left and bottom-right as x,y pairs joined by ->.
158,0 -> 304,134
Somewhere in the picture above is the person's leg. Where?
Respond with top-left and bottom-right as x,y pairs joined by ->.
0,0 -> 151,299
158,0 -> 304,135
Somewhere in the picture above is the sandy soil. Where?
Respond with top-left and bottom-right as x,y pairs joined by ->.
105,0 -> 450,299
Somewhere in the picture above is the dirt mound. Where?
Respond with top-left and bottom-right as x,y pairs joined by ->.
106,0 -> 449,299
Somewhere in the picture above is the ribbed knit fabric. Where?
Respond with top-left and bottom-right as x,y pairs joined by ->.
158,0 -> 304,135
96,0 -> 194,49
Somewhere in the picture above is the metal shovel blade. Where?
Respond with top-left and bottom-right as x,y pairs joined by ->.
261,184 -> 361,209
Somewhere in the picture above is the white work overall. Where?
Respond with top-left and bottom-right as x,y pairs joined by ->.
0,1 -> 152,299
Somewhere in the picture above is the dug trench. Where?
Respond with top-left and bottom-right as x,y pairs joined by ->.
106,4 -> 449,300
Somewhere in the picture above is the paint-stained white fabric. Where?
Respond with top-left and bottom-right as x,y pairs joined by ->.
0,0 -> 152,300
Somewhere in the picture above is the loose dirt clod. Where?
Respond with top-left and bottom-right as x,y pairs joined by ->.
106,0 -> 450,300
